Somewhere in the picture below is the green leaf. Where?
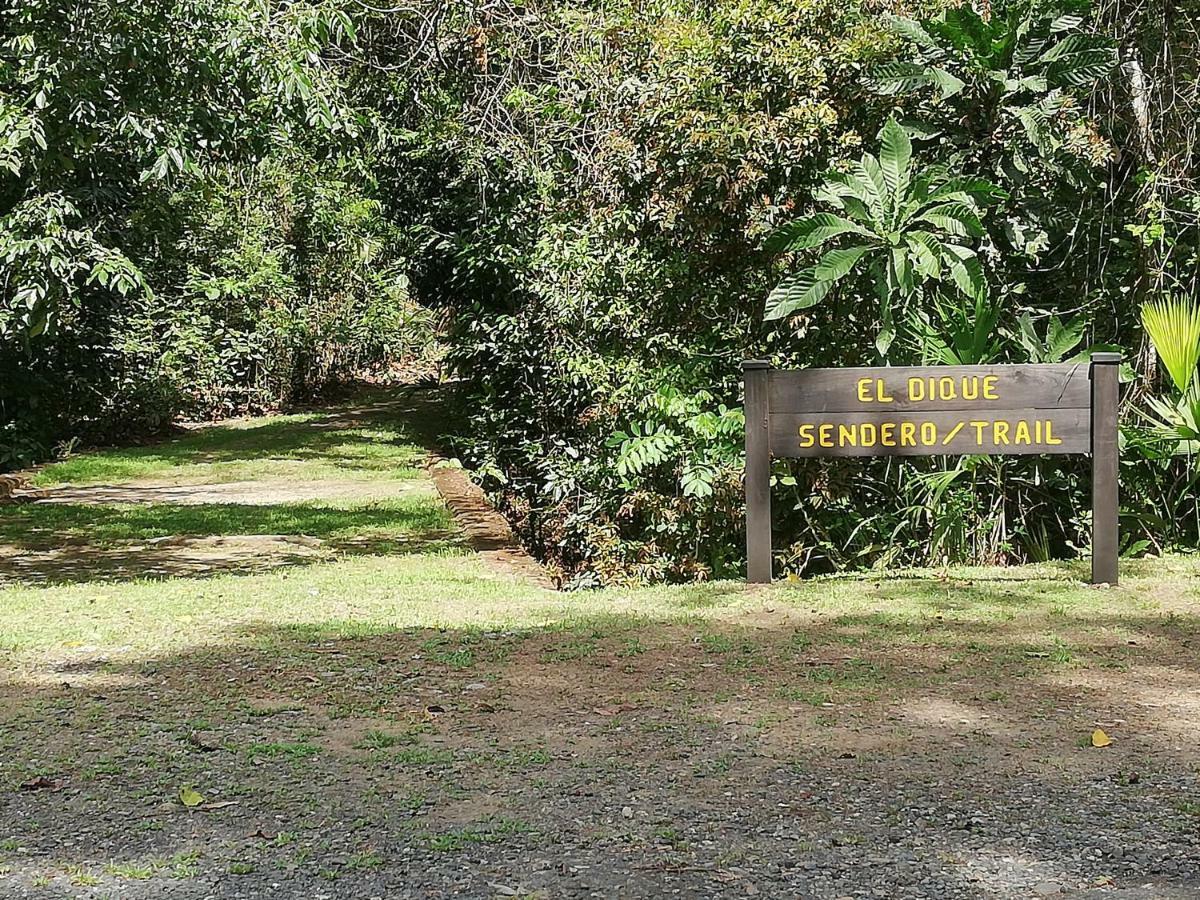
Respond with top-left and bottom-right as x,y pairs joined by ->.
891,246 -> 914,296
867,61 -> 935,95
879,119 -> 912,208
905,231 -> 942,278
1141,297 -> 1200,395
764,213 -> 872,253
856,155 -> 888,221
927,177 -> 1008,205
764,269 -> 835,320
883,15 -> 940,50
918,202 -> 984,238
929,67 -> 966,99
1050,13 -> 1083,32
179,787 -> 205,808
814,245 -> 873,281
940,244 -> 987,300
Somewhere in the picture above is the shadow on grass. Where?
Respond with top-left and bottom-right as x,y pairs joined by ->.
32,396 -> 429,486
0,499 -> 462,585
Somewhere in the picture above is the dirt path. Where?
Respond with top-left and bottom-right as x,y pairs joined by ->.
0,392 -> 550,587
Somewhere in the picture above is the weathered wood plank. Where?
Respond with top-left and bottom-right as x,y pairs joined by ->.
770,408 -> 1090,457
1090,353 -> 1121,584
768,363 -> 1091,414
743,361 -> 772,583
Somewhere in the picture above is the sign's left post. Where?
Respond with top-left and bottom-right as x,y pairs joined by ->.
743,360 -> 772,584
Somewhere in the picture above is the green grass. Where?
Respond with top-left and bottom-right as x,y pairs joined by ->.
33,409 -> 426,488
0,497 -> 455,551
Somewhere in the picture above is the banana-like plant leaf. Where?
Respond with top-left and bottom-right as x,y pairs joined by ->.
940,244 -> 987,300
905,230 -> 942,278
764,213 -> 871,253
883,15 -> 940,50
814,245 -> 874,281
867,61 -> 935,95
879,118 -> 912,207
856,155 -> 888,221
929,67 -> 966,99
917,202 -> 984,237
763,269 -> 835,320
891,246 -> 914,297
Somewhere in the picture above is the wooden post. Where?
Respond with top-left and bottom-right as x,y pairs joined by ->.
1090,352 -> 1121,585
743,360 -> 772,584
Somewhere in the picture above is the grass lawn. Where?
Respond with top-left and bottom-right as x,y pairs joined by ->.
1,392 -> 1198,899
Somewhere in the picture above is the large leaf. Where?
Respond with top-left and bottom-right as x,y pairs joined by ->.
879,119 -> 912,209
764,213 -> 872,253
1142,297 -> 1200,395
905,230 -> 943,279
940,244 -> 987,300
814,245 -> 873,281
929,67 -> 966,99
926,177 -> 1008,205
1046,49 -> 1117,87
918,202 -> 984,237
763,269 -> 835,320
856,155 -> 888,222
867,61 -> 935,95
883,15 -> 940,51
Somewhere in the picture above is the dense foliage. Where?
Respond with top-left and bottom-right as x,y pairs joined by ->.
3,0 -> 1197,584
0,0 -> 429,464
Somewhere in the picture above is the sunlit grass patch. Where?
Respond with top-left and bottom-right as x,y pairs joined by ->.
33,409 -> 426,488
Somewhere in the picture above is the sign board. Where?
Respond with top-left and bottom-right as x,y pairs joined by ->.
742,355 -> 1121,585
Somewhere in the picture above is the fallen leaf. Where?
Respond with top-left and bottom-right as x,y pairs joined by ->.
19,776 -> 61,792
179,787 -> 205,808
187,731 -> 220,752
1091,728 -> 1112,748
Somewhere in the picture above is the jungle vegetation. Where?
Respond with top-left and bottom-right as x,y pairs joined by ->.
2,0 -> 1197,585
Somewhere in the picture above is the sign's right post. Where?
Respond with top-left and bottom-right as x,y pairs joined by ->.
1091,352 -> 1121,585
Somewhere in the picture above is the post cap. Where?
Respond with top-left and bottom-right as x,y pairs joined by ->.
742,359 -> 770,370
1091,352 -> 1122,364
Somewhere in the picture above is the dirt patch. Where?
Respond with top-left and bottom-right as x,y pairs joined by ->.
38,478 -> 431,506
426,456 -> 554,588
0,534 -> 328,584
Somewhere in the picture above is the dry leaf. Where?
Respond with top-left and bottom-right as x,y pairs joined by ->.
19,776 -> 61,792
1091,728 -> 1112,748
179,787 -> 205,808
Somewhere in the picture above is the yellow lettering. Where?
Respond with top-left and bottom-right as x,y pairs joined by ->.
880,423 -> 897,447
970,421 -> 988,444
993,421 -> 1011,445
908,377 -> 925,402
938,376 -> 957,400
819,424 -> 835,448
920,422 -> 937,445
1014,420 -> 1032,445
798,424 -> 815,448
857,378 -> 872,403
1046,419 -> 1062,445
876,380 -> 894,403
900,422 -> 917,446
838,424 -> 857,447
962,377 -> 980,401
983,375 -> 999,400
860,423 -> 878,447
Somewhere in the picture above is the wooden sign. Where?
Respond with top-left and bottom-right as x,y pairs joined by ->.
743,355 -> 1121,585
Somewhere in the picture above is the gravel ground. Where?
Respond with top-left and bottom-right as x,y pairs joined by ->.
3,622 -> 1199,900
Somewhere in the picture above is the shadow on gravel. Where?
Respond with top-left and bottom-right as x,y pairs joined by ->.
2,607 -> 1200,898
